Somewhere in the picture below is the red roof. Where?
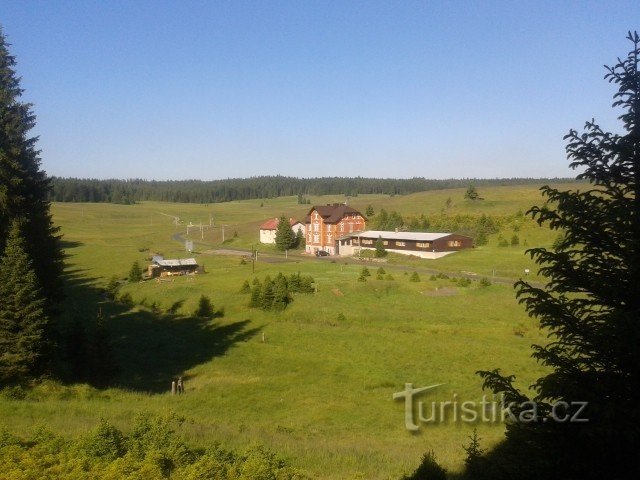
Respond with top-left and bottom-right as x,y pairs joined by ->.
259,217 -> 302,230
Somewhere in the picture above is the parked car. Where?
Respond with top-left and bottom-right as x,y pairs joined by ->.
315,250 -> 330,257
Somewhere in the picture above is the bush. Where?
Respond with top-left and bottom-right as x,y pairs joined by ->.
386,274 -> 394,281
357,274 -> 367,282
377,267 -> 386,275
410,272 -> 420,282
498,238 -> 509,247
361,267 -> 371,277
479,277 -> 491,287
458,278 -> 471,287
510,234 -> 520,246
337,313 -> 346,321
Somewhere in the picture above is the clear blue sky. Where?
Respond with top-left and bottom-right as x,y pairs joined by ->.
1,1 -> 638,180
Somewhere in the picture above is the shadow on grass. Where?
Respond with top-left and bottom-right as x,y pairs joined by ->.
59,253 -> 260,393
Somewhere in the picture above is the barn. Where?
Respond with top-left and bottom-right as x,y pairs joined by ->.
148,257 -> 199,277
336,230 -> 473,259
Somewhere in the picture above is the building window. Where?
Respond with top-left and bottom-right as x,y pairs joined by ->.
362,239 -> 373,245
396,241 -> 406,247
327,233 -> 332,241
447,240 -> 462,247
340,222 -> 344,231
416,242 -> 430,248
383,241 -> 388,246
314,221 -> 319,231
313,234 -> 320,243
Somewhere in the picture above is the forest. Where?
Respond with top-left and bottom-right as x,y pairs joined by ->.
47,176 -> 573,204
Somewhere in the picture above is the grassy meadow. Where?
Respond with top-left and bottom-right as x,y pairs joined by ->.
0,183 -> 581,478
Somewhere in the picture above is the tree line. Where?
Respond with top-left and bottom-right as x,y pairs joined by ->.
47,176 -> 575,204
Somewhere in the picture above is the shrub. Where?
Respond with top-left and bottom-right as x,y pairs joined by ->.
119,292 -> 134,306
410,272 -> 420,282
337,313 -> 346,321
498,238 -> 509,247
510,234 -> 520,246
479,277 -> 491,287
361,267 -> 371,277
386,274 -> 394,281
458,278 -> 471,287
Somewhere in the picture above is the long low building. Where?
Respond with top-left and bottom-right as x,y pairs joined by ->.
148,256 -> 199,277
336,230 -> 473,259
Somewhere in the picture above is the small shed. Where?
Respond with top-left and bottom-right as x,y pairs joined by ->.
148,257 -> 199,277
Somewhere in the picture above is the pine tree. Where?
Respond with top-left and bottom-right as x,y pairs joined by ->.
374,236 -> 387,258
475,32 -> 640,480
295,228 -> 305,249
365,204 -> 375,217
0,29 -> 63,310
261,278 -> 275,310
272,276 -> 291,311
249,283 -> 262,308
194,295 -> 214,318
0,221 -> 51,382
239,280 -> 251,294
274,215 -> 295,251
128,261 -> 142,283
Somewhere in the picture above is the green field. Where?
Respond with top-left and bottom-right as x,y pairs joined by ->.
0,183 -> 579,478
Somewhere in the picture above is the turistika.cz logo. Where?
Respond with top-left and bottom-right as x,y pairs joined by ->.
392,383 -> 589,431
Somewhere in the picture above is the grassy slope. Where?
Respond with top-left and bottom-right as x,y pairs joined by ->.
0,183 -> 580,478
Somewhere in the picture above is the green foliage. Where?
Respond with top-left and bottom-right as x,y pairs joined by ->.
457,277 -> 471,287
275,215 -> 296,251
361,267 -> 371,277
336,313 -> 346,321
476,33 -> 640,479
128,260 -> 143,282
409,271 -> 420,282
239,280 -> 251,294
83,418 -> 126,461
295,228 -> 305,249
249,283 -> 262,308
552,232 -> 564,250
105,275 -> 121,300
464,184 -> 480,200
0,221 -> 50,382
374,236 -> 387,258
402,450 -> 447,480
365,204 -> 375,217
385,274 -> 394,280
376,267 -> 386,275
497,238 -> 509,247
479,277 -> 491,287
475,230 -> 487,246
357,274 -> 367,282
0,31 -> 63,309
462,428 -> 485,478
195,295 -> 214,318
510,234 -> 519,246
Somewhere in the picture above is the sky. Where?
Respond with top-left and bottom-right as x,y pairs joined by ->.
1,0 -> 639,180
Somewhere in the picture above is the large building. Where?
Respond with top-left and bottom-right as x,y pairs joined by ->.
259,217 -> 305,244
336,230 -> 473,259
305,204 -> 366,255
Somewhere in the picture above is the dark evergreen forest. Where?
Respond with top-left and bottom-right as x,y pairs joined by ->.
48,176 -> 575,204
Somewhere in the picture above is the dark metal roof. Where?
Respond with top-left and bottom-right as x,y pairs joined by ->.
305,204 -> 366,224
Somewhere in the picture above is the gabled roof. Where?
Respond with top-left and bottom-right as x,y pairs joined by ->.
259,217 -> 303,230
305,204 -> 366,224
155,258 -> 198,267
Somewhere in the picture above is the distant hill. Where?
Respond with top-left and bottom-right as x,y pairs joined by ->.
48,175 -> 578,204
